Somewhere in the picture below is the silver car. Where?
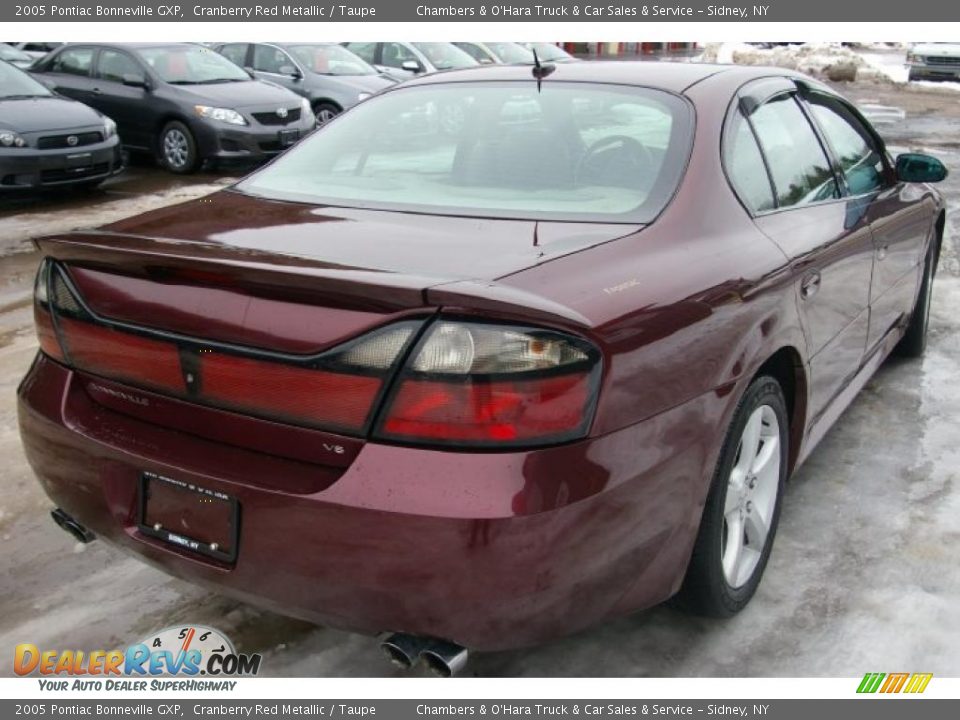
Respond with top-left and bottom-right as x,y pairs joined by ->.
907,43 -> 960,82
341,42 -> 478,82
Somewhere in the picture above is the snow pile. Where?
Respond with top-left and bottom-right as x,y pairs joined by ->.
699,42 -> 897,84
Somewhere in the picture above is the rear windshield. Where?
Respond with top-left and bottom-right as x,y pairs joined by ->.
237,81 -> 693,223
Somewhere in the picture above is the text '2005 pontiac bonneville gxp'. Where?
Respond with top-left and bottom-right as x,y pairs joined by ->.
18,60 -> 946,675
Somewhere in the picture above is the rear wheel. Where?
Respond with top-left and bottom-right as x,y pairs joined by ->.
896,234 -> 938,358
313,102 -> 340,125
676,375 -> 788,617
158,121 -> 199,174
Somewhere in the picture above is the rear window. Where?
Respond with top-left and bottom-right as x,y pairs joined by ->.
237,82 -> 693,223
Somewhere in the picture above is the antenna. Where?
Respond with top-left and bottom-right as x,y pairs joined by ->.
531,49 -> 556,93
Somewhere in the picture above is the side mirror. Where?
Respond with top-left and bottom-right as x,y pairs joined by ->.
243,66 -> 256,79
279,65 -> 302,79
401,59 -> 423,73
36,75 -> 57,90
121,74 -> 149,89
896,153 -> 948,183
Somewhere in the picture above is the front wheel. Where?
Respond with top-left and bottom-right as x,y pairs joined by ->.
895,234 -> 938,358
158,121 -> 199,174
676,375 -> 789,617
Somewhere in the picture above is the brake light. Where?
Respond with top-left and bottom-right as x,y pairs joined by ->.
376,321 -> 601,447
33,259 -> 65,362
37,260 -> 417,435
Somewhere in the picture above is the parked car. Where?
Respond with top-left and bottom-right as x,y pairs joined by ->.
906,43 -> 960,82
7,42 -> 63,61
453,42 -> 535,65
521,42 -> 578,62
0,43 -> 35,69
214,42 -> 394,124
31,43 -> 316,173
0,59 -> 122,191
342,41 -> 477,81
20,62 -> 946,674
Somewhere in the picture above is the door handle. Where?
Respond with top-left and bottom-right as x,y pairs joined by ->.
92,87 -> 102,95
800,270 -> 821,300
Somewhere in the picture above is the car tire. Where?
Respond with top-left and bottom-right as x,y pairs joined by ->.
313,102 -> 340,125
158,121 -> 199,174
675,375 -> 789,617
896,232 -> 938,358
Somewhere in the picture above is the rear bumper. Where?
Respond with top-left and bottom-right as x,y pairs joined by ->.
18,353 -> 715,650
0,139 -> 123,190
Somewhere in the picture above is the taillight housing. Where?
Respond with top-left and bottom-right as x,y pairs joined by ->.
32,260 -> 418,435
374,321 -> 602,448
32,260 -> 602,449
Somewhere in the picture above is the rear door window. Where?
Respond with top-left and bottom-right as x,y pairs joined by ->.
50,47 -> 95,77
724,110 -> 776,213
750,94 -> 838,208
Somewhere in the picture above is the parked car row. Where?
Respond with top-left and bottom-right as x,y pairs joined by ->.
0,41 -> 575,191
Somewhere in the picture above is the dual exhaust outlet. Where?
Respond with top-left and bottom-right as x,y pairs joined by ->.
381,633 -> 468,677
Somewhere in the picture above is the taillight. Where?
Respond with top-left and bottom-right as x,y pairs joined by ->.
33,259 -> 66,362
375,321 -> 601,448
36,260 -> 417,435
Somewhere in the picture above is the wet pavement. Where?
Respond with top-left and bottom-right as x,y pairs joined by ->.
0,79 -> 958,678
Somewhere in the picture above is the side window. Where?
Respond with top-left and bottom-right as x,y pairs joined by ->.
381,42 -> 417,69
253,45 -> 295,75
97,50 -> 143,83
724,110 -> 776,213
750,94 -> 838,208
807,95 -> 886,196
50,47 -> 95,77
344,42 -> 377,65
219,43 -> 249,68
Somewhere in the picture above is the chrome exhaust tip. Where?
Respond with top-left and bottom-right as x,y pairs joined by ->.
50,508 -> 95,544
380,633 -> 428,670
420,639 -> 469,677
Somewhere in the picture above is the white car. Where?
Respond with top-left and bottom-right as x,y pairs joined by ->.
906,43 -> 960,82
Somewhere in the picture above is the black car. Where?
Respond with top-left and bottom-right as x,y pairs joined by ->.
0,60 -> 123,191
215,42 -> 394,124
31,43 -> 316,173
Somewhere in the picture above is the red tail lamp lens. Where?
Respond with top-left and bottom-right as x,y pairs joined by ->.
34,305 -> 65,362
381,372 -> 593,444
58,317 -> 186,394
200,352 -> 381,432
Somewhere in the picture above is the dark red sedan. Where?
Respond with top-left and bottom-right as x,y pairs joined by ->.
19,61 -> 946,674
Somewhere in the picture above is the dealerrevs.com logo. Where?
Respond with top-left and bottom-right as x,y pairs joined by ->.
857,672 -> 933,694
14,625 -> 261,690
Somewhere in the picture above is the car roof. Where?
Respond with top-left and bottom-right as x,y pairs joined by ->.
400,61 -> 798,94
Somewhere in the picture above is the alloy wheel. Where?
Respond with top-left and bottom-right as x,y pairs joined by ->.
163,128 -> 190,170
721,404 -> 781,589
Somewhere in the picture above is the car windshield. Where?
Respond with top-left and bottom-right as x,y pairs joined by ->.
527,43 -> 573,62
287,44 -> 377,76
412,42 -> 478,70
138,45 -> 250,84
485,43 -> 535,64
0,60 -> 51,98
236,82 -> 693,223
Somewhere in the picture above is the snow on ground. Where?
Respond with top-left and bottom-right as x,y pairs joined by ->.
700,42 -> 895,82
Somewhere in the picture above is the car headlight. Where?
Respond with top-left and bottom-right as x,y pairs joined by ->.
300,97 -> 311,116
357,92 -> 371,102
906,53 -> 921,64
0,131 -> 27,148
102,116 -> 117,139
194,105 -> 247,126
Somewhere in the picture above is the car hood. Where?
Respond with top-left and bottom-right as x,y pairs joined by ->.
98,189 -> 641,282
911,43 -> 960,56
0,95 -> 102,132
307,72 -> 395,94
171,79 -> 300,109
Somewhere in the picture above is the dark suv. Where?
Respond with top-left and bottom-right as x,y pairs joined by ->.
31,43 -> 316,173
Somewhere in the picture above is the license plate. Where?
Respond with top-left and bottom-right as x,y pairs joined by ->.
138,472 -> 239,563
278,129 -> 299,146
66,152 -> 93,169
